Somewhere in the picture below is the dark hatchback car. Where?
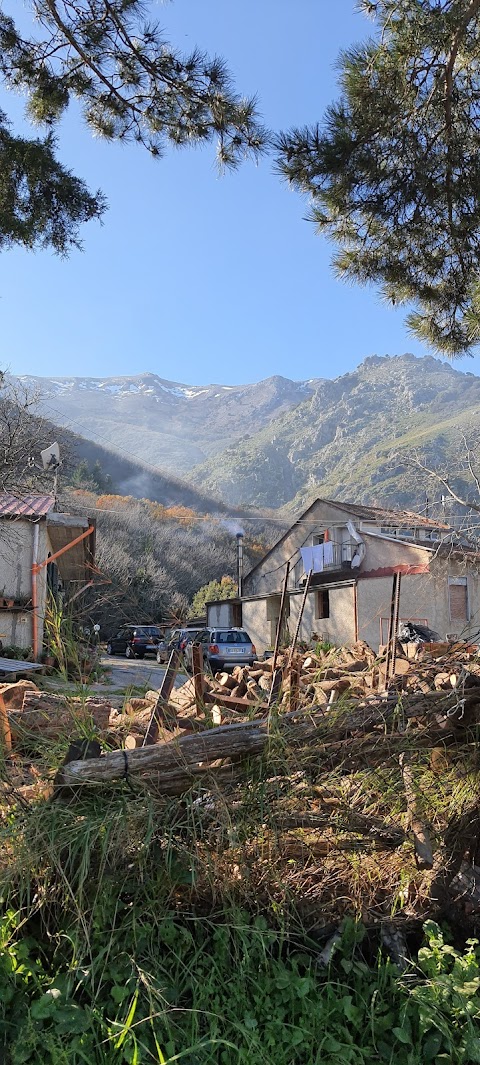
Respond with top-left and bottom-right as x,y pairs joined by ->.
106,625 -> 163,659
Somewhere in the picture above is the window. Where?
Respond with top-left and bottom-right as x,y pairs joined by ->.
213,631 -> 251,644
315,590 -> 330,619
448,577 -> 468,623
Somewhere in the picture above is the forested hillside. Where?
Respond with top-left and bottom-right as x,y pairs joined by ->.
63,489 -> 275,631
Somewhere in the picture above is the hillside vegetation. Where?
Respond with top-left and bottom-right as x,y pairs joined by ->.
63,488 -> 275,629
192,354 -> 480,510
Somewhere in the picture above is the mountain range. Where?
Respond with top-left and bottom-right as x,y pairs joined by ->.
19,372 -> 318,479
17,354 -> 480,513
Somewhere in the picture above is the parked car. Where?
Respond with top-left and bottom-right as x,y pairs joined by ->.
184,628 -> 256,672
106,625 -> 163,659
155,637 -> 168,663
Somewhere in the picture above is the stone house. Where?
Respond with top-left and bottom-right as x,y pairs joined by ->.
0,493 -> 95,658
207,499 -> 479,655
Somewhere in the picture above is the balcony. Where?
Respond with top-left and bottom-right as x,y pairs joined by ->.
295,539 -> 357,587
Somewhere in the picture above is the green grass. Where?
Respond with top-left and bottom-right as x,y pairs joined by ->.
1,776 -> 480,1064
2,899 -> 480,1064
3,661 -> 480,1063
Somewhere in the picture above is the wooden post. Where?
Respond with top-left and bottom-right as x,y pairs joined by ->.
287,569 -> 312,668
288,657 -> 300,712
390,572 -> 402,680
399,751 -> 433,869
0,692 -> 12,755
267,667 -> 283,709
384,572 -> 399,684
272,561 -> 290,674
143,649 -> 180,745
192,643 -> 205,712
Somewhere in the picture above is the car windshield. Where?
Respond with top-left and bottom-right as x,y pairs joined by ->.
135,627 -> 161,636
214,631 -> 251,644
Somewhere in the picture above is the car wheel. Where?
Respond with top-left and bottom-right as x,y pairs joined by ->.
156,650 -> 164,664
125,645 -> 134,659
106,642 -> 113,655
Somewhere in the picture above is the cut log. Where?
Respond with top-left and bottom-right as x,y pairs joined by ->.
215,672 -> 237,689
58,718 -> 271,786
232,666 -> 248,683
315,678 -> 351,695
434,673 -> 452,690
123,698 -> 153,715
230,681 -> 247,699
248,669 -> 269,681
0,679 -> 39,709
143,649 -> 180,745
203,690 -> 264,713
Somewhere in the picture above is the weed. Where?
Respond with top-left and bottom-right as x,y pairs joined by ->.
2,903 -> 480,1064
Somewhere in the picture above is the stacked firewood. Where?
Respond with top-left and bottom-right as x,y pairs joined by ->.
4,639 -> 480,927
2,638 -> 480,755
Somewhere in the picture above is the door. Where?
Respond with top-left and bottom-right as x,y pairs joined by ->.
112,628 -> 129,653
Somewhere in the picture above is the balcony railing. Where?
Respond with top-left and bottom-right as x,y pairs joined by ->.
294,540 -> 357,587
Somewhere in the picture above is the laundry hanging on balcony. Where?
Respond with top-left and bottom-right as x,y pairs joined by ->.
346,520 -> 366,568
301,543 -> 326,573
323,540 -> 334,566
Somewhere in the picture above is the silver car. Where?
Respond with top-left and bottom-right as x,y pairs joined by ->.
185,628 -> 256,671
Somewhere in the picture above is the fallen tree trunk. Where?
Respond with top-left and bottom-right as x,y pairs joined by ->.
58,718 -> 270,786
55,701 -> 470,789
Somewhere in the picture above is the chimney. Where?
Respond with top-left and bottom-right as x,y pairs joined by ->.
236,532 -> 244,598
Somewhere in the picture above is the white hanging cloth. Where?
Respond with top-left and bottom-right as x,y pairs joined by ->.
323,540 -> 334,566
301,544 -> 325,573
346,520 -> 366,567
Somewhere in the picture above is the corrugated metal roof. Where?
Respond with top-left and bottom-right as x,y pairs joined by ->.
0,493 -> 55,518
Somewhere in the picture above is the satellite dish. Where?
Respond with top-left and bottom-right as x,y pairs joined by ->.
40,441 -> 61,471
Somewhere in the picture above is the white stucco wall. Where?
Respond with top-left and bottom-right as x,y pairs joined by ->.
242,583 -> 357,655
207,601 -> 235,628
357,556 -> 480,650
241,599 -> 269,654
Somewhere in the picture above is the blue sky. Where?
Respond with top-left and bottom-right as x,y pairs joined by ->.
1,0 -> 477,384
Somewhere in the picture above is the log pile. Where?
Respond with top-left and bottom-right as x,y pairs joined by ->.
4,638 -> 480,930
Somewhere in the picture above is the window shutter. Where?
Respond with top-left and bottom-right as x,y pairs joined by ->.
449,582 -> 468,621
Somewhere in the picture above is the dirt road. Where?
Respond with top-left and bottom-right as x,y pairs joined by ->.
99,653 -> 187,691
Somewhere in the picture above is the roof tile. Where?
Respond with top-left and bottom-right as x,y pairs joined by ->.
0,493 -> 55,518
